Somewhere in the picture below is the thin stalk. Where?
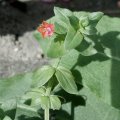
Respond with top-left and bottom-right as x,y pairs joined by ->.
56,57 -> 62,69
45,108 -> 49,120
44,81 -> 52,120
44,57 -> 62,120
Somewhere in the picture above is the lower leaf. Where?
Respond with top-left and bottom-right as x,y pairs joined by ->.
55,66 -> 78,94
50,95 -> 61,110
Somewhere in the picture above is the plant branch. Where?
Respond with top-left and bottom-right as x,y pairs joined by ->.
44,57 -> 62,120
44,80 -> 53,120
45,108 -> 49,120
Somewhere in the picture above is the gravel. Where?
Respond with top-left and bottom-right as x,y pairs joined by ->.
0,0 -> 53,77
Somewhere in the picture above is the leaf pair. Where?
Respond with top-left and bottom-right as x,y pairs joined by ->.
32,65 -> 78,95
79,12 -> 103,35
54,7 -> 84,51
54,7 -> 103,51
40,95 -> 61,110
24,87 -> 61,110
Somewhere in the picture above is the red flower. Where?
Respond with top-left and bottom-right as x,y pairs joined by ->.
37,21 -> 54,38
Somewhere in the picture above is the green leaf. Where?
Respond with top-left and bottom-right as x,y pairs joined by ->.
54,7 -> 73,17
80,45 -> 97,56
54,7 -> 70,28
59,49 -> 80,69
0,73 -> 32,102
40,95 -> 61,110
3,116 -> 12,120
40,96 -> 50,109
80,16 -> 89,27
32,65 -> 55,87
1,99 -> 17,112
80,26 -> 97,35
24,87 -> 46,107
55,22 -> 67,34
34,31 -> 42,42
50,49 -> 80,70
47,35 -> 66,58
69,15 -> 79,30
57,87 -> 120,120
74,11 -> 89,19
50,95 -> 61,110
89,12 -> 104,21
34,31 -> 53,56
15,104 -> 40,119
65,27 -> 83,50
34,30 -> 66,58
55,66 -> 78,94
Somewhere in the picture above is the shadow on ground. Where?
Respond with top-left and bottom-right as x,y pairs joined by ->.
0,0 -> 118,37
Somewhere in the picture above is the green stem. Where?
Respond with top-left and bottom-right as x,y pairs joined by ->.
44,57 -> 62,120
46,86 -> 52,96
45,108 -> 49,120
46,80 -> 52,96
44,81 -> 52,120
56,57 -> 62,69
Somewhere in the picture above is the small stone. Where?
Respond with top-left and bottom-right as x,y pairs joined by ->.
36,54 -> 42,59
14,47 -> 19,52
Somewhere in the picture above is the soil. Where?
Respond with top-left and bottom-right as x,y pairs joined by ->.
0,0 -> 120,77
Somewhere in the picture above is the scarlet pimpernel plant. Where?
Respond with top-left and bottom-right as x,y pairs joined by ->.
33,7 -> 103,120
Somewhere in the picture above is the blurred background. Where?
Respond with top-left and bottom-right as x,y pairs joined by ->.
0,0 -> 120,77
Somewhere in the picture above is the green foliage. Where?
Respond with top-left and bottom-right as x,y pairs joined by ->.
3,116 -> 12,120
0,73 -> 32,102
15,104 -> 40,119
58,87 -> 120,120
54,15 -> 120,119
35,7 -> 103,57
47,35 -> 66,58
1,6 -> 120,120
55,66 -> 78,94
50,95 -> 61,110
34,7 -> 120,119
64,26 -> 83,50
32,65 -> 55,87
40,96 -> 50,109
1,99 -> 16,112
40,95 -> 61,110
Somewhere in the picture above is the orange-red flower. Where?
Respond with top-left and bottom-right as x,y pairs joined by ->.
37,21 -> 54,38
